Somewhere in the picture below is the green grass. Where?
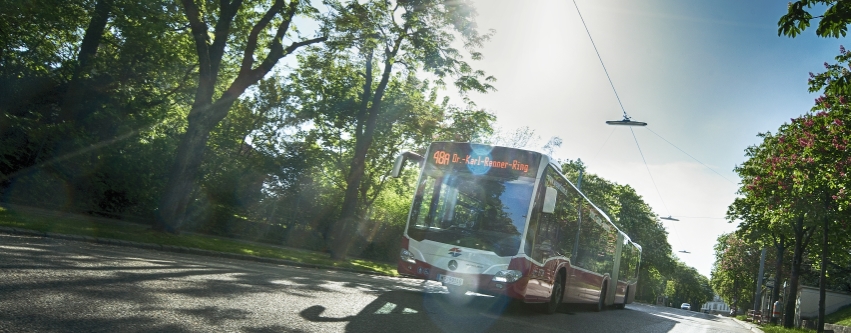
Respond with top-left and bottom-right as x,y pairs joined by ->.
0,206 -> 398,276
760,325 -> 813,333
826,305 -> 851,326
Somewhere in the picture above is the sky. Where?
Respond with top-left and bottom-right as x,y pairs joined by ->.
460,0 -> 845,277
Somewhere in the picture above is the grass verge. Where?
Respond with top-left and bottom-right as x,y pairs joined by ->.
826,305 -> 851,326
0,206 -> 397,276
760,325 -> 812,333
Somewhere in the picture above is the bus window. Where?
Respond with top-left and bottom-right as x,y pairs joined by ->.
619,240 -> 633,282
407,172 -> 535,256
526,166 -> 580,263
574,203 -> 615,273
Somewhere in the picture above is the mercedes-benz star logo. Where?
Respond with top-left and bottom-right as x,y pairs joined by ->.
447,260 -> 458,271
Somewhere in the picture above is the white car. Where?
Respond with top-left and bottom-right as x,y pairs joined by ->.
681,303 -> 691,310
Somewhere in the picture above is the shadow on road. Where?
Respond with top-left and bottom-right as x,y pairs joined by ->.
0,234 -> 693,333
299,289 -> 683,333
0,234 -> 408,332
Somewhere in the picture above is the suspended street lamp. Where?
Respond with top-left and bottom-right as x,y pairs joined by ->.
660,215 -> 679,221
606,114 -> 647,127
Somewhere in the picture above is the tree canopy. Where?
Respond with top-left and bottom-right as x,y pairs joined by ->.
719,46 -> 851,329
0,1 -> 707,302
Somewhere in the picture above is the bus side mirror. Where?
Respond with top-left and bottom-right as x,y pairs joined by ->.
542,187 -> 557,214
391,151 -> 424,178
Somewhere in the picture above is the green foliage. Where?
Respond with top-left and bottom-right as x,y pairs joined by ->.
559,160 -> 679,303
665,259 -> 714,307
730,46 -> 851,291
826,304 -> 851,326
710,233 -> 762,309
761,325 -> 814,333
0,0 -> 194,220
0,206 -> 397,276
325,0 -> 496,94
0,0 -> 498,263
779,0 -> 851,38
719,42 -> 851,327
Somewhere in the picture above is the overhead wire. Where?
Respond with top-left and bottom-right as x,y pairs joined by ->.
571,0 -> 630,120
593,127 -> 617,159
629,127 -> 671,217
645,127 -> 738,185
572,0 -> 738,252
573,0 -> 698,251
572,0 -> 671,215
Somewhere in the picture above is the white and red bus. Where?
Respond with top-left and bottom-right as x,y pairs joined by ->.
392,142 -> 641,314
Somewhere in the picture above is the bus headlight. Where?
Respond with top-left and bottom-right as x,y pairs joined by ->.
492,270 -> 522,283
400,249 -> 416,264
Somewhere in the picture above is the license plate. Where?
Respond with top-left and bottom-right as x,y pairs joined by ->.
438,274 -> 463,286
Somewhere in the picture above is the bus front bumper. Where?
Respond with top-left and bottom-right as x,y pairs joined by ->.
397,259 -> 530,300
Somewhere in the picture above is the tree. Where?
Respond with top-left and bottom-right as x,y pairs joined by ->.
323,0 -> 495,259
733,127 -> 821,327
486,126 -> 539,149
59,0 -> 113,123
728,194 -> 792,321
1,0 -> 197,219
615,184 -> 676,301
779,0 -> 851,38
729,47 -> 851,329
711,233 -> 760,312
156,0 -> 327,232
777,0 -> 851,306
795,50 -> 851,331
560,160 -> 676,302
666,259 -> 713,309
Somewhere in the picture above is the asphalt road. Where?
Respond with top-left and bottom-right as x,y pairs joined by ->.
0,234 -> 752,333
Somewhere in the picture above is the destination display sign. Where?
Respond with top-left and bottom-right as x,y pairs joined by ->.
424,142 -> 541,178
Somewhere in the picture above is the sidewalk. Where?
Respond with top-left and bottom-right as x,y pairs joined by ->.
732,318 -> 765,333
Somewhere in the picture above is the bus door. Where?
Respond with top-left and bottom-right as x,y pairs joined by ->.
524,166 -> 580,303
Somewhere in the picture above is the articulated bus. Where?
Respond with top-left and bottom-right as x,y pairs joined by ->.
391,142 -> 641,314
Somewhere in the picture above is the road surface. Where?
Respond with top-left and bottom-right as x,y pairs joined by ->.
0,234 -> 751,332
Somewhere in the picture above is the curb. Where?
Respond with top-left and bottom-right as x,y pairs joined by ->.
826,323 -> 851,333
0,226 -> 395,278
732,318 -> 765,333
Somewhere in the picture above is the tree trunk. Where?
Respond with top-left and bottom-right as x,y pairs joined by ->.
155,101 -> 234,232
733,278 -> 740,314
817,215 -> 828,333
48,0 -> 113,212
771,234 -> 786,323
155,0 -> 324,233
330,44 -> 399,260
60,0 -> 113,123
783,216 -> 811,328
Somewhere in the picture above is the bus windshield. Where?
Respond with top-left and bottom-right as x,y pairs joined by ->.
406,172 -> 535,257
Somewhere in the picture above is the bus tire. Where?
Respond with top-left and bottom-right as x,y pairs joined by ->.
594,282 -> 607,312
545,272 -> 565,314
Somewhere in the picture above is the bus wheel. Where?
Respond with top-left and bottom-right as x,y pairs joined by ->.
545,273 -> 564,314
594,283 -> 607,312
615,287 -> 628,310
